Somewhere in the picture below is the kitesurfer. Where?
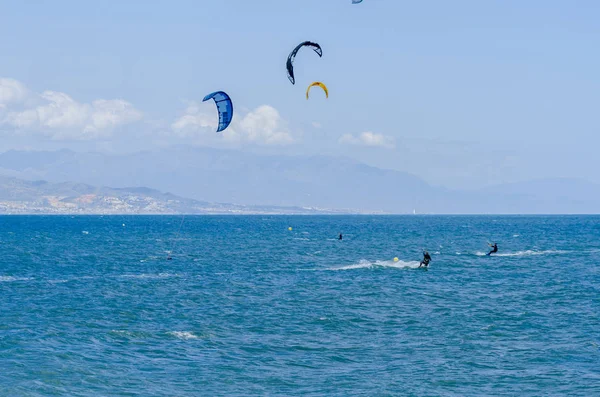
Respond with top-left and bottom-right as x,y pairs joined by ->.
339,233 -> 343,240
487,243 -> 498,256
419,251 -> 431,268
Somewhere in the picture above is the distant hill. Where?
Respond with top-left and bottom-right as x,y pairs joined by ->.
0,175 -> 359,215
1,148 -> 600,214
0,147 -> 433,212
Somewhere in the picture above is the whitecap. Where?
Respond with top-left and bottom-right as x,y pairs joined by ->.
119,273 -> 179,279
329,259 -> 422,271
110,330 -> 144,338
0,276 -> 31,282
168,331 -> 199,340
475,250 -> 567,257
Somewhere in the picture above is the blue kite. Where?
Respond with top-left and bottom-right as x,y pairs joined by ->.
202,91 -> 233,132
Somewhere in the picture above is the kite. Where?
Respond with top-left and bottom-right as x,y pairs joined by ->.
306,82 -> 329,100
202,91 -> 233,132
286,41 -> 322,85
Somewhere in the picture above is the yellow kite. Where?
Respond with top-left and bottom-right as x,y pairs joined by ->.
306,82 -> 329,100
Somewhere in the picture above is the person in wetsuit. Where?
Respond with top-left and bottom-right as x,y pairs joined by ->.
487,243 -> 498,256
338,233 -> 343,240
419,251 -> 432,268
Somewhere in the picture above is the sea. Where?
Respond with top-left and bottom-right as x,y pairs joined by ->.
1,215 -> 599,396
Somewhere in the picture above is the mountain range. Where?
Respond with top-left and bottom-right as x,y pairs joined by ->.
0,175 -> 362,215
0,147 -> 599,214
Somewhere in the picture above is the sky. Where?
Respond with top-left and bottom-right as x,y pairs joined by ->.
0,0 -> 599,189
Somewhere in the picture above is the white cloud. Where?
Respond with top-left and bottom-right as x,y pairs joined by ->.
172,103 -> 294,146
339,131 -> 395,149
237,105 -> 294,145
0,78 -> 142,140
171,102 -> 218,134
0,78 -> 29,107
312,121 -> 322,129
86,99 -> 143,134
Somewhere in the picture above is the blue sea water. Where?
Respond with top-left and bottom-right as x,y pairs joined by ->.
1,215 -> 599,396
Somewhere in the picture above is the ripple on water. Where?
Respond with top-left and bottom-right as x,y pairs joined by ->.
0,215 -> 599,396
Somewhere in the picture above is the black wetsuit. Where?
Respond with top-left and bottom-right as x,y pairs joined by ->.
420,252 -> 431,267
487,244 -> 498,256
339,233 -> 343,240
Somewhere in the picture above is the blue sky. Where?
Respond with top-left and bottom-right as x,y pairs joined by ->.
1,0 -> 599,188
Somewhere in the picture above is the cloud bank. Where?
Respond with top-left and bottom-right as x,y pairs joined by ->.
0,78 -> 142,140
172,102 -> 294,146
339,131 -> 395,149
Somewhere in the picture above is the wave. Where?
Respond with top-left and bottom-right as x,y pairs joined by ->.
119,273 -> 180,279
46,276 -> 97,283
110,330 -> 153,339
140,255 -> 162,263
474,250 -> 568,257
111,330 -> 134,337
329,259 -> 422,271
48,279 -> 70,284
168,331 -> 199,340
0,276 -> 32,282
